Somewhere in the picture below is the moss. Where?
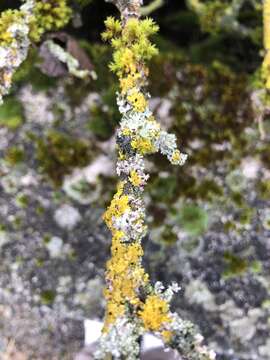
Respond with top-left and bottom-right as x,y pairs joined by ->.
40,290 -> 56,305
4,146 -> 25,166
231,192 -> 245,207
161,225 -> 178,245
250,260 -> 263,274
223,220 -> 237,232
13,48 -> 57,90
87,102 -> 117,140
238,207 -> 253,225
29,0 -> 72,42
36,259 -> 45,268
150,175 -> 177,203
196,179 -> 223,200
36,205 -> 45,215
0,224 -> 6,231
222,252 -> 248,279
178,204 -> 209,236
15,193 -> 29,208
13,216 -> 22,230
0,97 -> 24,130
35,130 -> 92,186
260,144 -> 270,169
43,234 -> 51,244
81,42 -> 114,92
181,237 -> 201,254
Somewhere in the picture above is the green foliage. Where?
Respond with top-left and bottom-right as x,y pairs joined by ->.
0,98 -> 24,130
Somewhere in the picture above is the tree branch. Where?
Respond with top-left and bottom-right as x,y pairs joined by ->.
105,0 -> 143,19
141,0 -> 164,16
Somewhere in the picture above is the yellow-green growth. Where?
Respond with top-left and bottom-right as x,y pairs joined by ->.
29,0 -> 72,42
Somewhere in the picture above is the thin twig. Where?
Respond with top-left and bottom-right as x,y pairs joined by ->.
141,0 -> 164,16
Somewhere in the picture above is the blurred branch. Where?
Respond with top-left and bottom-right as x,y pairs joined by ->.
141,0 -> 164,16
105,0 -> 142,18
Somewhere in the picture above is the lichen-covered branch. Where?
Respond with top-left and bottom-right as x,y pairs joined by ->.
106,0 -> 143,20
96,1 -> 215,359
0,0 -> 33,104
0,0 -> 72,103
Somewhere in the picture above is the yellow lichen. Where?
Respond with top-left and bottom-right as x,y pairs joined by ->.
139,295 -> 172,331
127,91 -> 147,112
0,9 -> 24,46
131,137 -> 155,155
162,330 -> 173,343
129,170 -> 142,186
171,149 -> 182,165
120,73 -> 140,94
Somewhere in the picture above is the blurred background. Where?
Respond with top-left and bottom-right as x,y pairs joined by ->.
0,0 -> 269,359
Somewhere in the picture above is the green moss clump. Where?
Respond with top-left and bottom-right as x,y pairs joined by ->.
197,179 -> 223,200
257,180 -> 270,200
40,290 -> 56,305
35,130 -> 92,186
222,252 -> 248,279
14,49 -> 57,90
150,175 -> 177,203
87,90 -> 118,140
4,146 -> 25,166
178,204 -> 209,236
29,0 -> 72,42
161,225 -> 178,245
250,260 -> 262,274
0,98 -> 24,131
16,193 -> 29,208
